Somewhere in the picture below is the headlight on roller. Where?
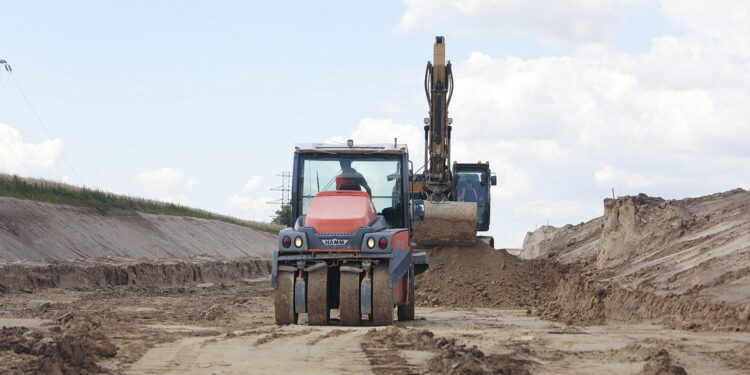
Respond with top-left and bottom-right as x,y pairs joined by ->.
294,236 -> 303,248
367,237 -> 376,249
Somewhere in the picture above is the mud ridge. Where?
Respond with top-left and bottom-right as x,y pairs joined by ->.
0,259 -> 271,293
0,312 -> 117,375
362,326 -> 532,375
539,273 -> 750,332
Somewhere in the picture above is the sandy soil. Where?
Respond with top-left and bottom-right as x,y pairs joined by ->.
520,189 -> 750,307
2,279 -> 750,374
416,242 -> 567,309
0,196 -> 277,263
2,190 -> 749,373
0,259 -> 271,292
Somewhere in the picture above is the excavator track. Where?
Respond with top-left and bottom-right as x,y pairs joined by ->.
307,267 -> 329,325
339,271 -> 361,326
372,263 -> 393,326
274,271 -> 297,325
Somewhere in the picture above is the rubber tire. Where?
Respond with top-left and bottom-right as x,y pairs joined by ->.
274,272 -> 298,325
307,266 -> 329,325
339,271 -> 361,326
373,263 -> 394,326
397,267 -> 415,321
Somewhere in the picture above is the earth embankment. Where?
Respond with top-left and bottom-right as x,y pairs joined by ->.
0,196 -> 277,263
0,196 -> 277,292
515,189 -> 750,330
520,189 -> 750,306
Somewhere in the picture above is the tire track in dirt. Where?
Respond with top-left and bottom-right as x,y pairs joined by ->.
127,326 -> 373,374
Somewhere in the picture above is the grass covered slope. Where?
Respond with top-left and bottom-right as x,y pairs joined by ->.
0,173 -> 281,233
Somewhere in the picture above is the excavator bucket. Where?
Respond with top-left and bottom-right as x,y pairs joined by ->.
412,201 -> 477,247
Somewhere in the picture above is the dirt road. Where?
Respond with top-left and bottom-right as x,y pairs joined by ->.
3,278 -> 749,374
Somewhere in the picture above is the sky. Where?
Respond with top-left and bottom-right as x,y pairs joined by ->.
1,0 -> 749,248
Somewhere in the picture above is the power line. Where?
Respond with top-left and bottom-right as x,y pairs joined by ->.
0,60 -> 86,186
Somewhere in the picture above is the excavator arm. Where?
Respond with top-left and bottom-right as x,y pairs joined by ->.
422,36 -> 455,199
412,37 -> 478,247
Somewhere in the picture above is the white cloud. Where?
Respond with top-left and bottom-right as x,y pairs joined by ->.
243,175 -> 262,191
353,118 -> 423,151
397,0 -> 626,42
328,118 -> 424,156
383,2 -> 750,247
227,195 -> 275,221
0,122 -> 63,173
594,166 -> 677,189
448,41 -> 750,181
656,0 -> 750,58
514,199 -> 601,220
135,167 -> 192,190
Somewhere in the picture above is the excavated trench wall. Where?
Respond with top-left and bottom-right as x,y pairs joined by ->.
0,197 -> 279,292
538,274 -> 750,332
0,260 -> 272,292
521,189 -> 750,306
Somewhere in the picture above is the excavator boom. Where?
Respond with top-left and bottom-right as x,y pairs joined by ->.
412,36 -> 478,247
422,36 -> 453,198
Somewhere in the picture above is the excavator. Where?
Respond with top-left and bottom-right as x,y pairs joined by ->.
271,36 -> 495,326
412,36 -> 497,248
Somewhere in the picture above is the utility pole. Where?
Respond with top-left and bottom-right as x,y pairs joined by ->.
268,171 -> 291,223
270,171 -> 291,207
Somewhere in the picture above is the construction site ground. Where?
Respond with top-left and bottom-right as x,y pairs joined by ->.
1,273 -> 749,374
3,191 -> 750,374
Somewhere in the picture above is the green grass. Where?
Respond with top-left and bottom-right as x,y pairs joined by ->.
0,173 -> 282,234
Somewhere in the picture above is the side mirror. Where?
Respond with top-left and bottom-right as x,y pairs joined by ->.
491,175 -> 497,186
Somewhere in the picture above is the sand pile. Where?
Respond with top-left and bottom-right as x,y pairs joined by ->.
416,241 -> 567,309
519,218 -> 602,262
521,189 -> 750,307
0,313 -> 117,375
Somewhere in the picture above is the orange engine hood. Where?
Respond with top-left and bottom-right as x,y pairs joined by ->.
305,191 -> 376,234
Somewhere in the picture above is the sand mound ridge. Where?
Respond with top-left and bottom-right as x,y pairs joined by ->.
416,241 -> 567,309
521,189 -> 750,307
362,326 -> 532,375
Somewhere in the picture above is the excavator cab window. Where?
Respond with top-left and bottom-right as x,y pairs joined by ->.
456,172 -> 486,205
455,169 -> 490,228
298,155 -> 405,228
